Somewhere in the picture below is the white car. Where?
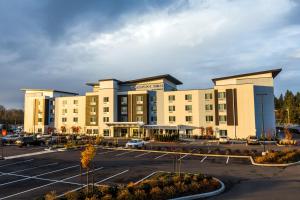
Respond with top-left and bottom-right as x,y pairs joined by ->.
125,139 -> 145,148
247,135 -> 259,145
219,136 -> 229,144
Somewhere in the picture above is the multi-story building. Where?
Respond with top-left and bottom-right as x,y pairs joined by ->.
21,68 -> 281,139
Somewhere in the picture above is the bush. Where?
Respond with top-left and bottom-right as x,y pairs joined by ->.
163,186 -> 176,198
255,150 -> 300,164
65,191 -> 81,200
45,191 -> 56,200
116,189 -> 132,200
134,189 -> 147,200
149,187 -> 163,200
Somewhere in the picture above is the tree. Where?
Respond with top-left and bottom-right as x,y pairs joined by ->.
81,144 -> 96,194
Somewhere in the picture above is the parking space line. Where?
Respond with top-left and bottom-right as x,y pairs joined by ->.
154,153 -> 168,160
226,156 -> 230,164
0,165 -> 78,187
0,162 -> 58,177
0,167 -> 104,200
200,156 -> 207,163
114,151 -> 132,157
135,171 -> 157,184
178,154 -> 189,161
134,152 -> 151,158
0,159 -> 34,168
97,150 -> 116,155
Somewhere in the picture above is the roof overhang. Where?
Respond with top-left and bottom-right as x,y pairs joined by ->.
20,88 -> 78,95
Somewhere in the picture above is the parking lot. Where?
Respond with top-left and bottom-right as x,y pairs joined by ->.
0,146 -> 299,200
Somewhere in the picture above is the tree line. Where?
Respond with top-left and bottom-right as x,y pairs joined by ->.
0,105 -> 24,125
275,90 -> 300,125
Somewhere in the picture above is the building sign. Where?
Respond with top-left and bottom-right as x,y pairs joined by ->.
132,83 -> 164,91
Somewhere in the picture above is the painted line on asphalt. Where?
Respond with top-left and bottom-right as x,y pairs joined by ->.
58,169 -> 128,198
0,159 -> 34,168
135,171 -> 157,184
97,150 -> 116,155
0,167 -> 104,200
0,162 -> 58,177
226,156 -> 230,164
0,165 -> 78,187
154,153 -> 169,160
134,152 -> 151,158
200,156 -> 207,163
114,151 -> 132,157
178,153 -> 189,161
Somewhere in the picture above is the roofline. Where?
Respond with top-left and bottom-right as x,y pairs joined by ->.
20,88 -> 78,95
97,78 -> 121,82
121,74 -> 183,85
212,68 -> 282,84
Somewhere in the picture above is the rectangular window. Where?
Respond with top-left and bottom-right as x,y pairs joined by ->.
185,116 -> 193,122
90,107 -> 96,114
168,105 -> 175,112
136,106 -> 143,114
185,105 -> 192,111
91,97 -> 97,102
169,116 -> 176,122
90,116 -> 96,123
205,93 -> 213,100
136,116 -> 143,122
73,100 -> 78,105
121,96 -> 127,105
121,116 -> 128,122
205,104 -> 213,111
185,94 -> 192,101
37,128 -> 42,133
103,107 -> 109,113
151,105 -> 157,111
103,117 -> 109,122
73,108 -> 78,113
151,116 -> 157,122
62,117 -> 67,122
62,109 -> 67,114
38,118 -> 43,122
218,104 -> 227,111
49,118 -> 54,123
121,106 -> 127,114
218,92 -> 226,99
219,130 -> 227,137
206,116 -> 214,122
219,115 -> 227,123
103,97 -> 109,103
168,95 -> 175,101
73,117 -> 78,122
63,100 -> 67,105
103,129 -> 110,137
136,96 -> 143,104
151,96 -> 157,102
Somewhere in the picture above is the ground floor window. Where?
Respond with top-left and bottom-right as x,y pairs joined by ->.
93,129 -> 99,134
37,128 -> 42,133
103,129 -> 110,137
219,130 -> 227,137
87,129 -> 92,134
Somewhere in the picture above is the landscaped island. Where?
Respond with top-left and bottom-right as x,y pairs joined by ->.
254,149 -> 300,164
45,173 -> 222,200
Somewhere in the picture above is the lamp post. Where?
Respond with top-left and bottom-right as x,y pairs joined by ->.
256,93 -> 267,152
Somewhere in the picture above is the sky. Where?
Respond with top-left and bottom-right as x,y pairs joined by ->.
1,0 -> 300,109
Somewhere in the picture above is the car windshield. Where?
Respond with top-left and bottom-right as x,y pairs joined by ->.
130,140 -> 140,143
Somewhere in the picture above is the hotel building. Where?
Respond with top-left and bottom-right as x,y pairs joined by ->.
21,68 -> 281,139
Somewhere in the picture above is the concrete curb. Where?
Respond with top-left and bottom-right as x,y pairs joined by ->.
169,177 -> 225,200
249,156 -> 300,167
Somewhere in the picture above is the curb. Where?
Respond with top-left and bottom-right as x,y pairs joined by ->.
249,156 -> 300,167
169,177 -> 225,200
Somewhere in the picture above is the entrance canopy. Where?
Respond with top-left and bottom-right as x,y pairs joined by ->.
106,122 -> 144,128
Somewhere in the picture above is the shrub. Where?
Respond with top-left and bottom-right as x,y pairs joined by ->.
162,186 -> 176,198
65,191 -> 81,200
102,194 -> 113,200
149,187 -> 163,200
116,189 -> 132,200
134,189 -> 147,200
95,136 -> 102,145
45,191 -> 56,200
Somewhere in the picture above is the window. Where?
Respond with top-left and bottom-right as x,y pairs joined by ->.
185,105 -> 192,111
168,95 -> 175,101
38,128 -> 42,133
151,116 -> 157,122
38,118 -> 42,122
219,130 -> 227,137
218,104 -> 227,111
205,93 -> 213,100
63,100 -> 67,105
121,106 -> 127,114
169,105 -> 175,112
169,116 -> 176,122
151,105 -> 157,111
121,116 -> 128,122
136,116 -> 143,122
219,115 -> 227,123
103,107 -> 109,113
121,96 -> 127,105
90,116 -> 96,123
136,96 -> 143,103
93,129 -> 99,134
50,109 -> 55,114
62,117 -> 67,122
62,109 -> 67,114
218,92 -> 226,99
91,97 -> 97,102
151,96 -> 157,102
185,94 -> 192,101
90,107 -> 96,114
73,117 -> 78,122
73,108 -> 78,114
205,104 -> 213,111
49,118 -> 54,123
136,106 -> 143,114
73,100 -> 78,105
103,97 -> 109,103
206,116 -> 213,122
103,117 -> 109,122
185,116 -> 193,122
103,129 -> 110,137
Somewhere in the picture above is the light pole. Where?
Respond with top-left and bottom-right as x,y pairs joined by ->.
256,93 -> 267,152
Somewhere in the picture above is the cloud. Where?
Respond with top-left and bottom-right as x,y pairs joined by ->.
0,0 -> 300,108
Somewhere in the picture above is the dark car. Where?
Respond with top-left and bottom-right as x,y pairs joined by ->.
15,136 -> 42,147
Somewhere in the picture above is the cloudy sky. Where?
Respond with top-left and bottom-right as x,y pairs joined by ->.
1,0 -> 300,109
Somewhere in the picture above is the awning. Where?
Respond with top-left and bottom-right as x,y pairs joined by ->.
106,122 -> 144,128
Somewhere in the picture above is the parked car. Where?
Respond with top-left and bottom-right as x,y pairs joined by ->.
2,134 -> 20,144
125,139 -> 146,148
247,135 -> 259,145
15,136 -> 43,147
219,136 -> 229,144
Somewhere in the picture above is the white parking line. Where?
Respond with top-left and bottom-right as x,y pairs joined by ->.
58,169 -> 129,198
135,171 -> 157,184
178,154 -> 189,161
0,162 -> 58,177
200,156 -> 207,163
114,151 -> 132,157
0,159 -> 33,168
134,152 -> 151,158
154,153 -> 168,160
226,156 -> 230,164
0,167 -> 104,200
97,150 -> 116,155
0,165 -> 78,187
